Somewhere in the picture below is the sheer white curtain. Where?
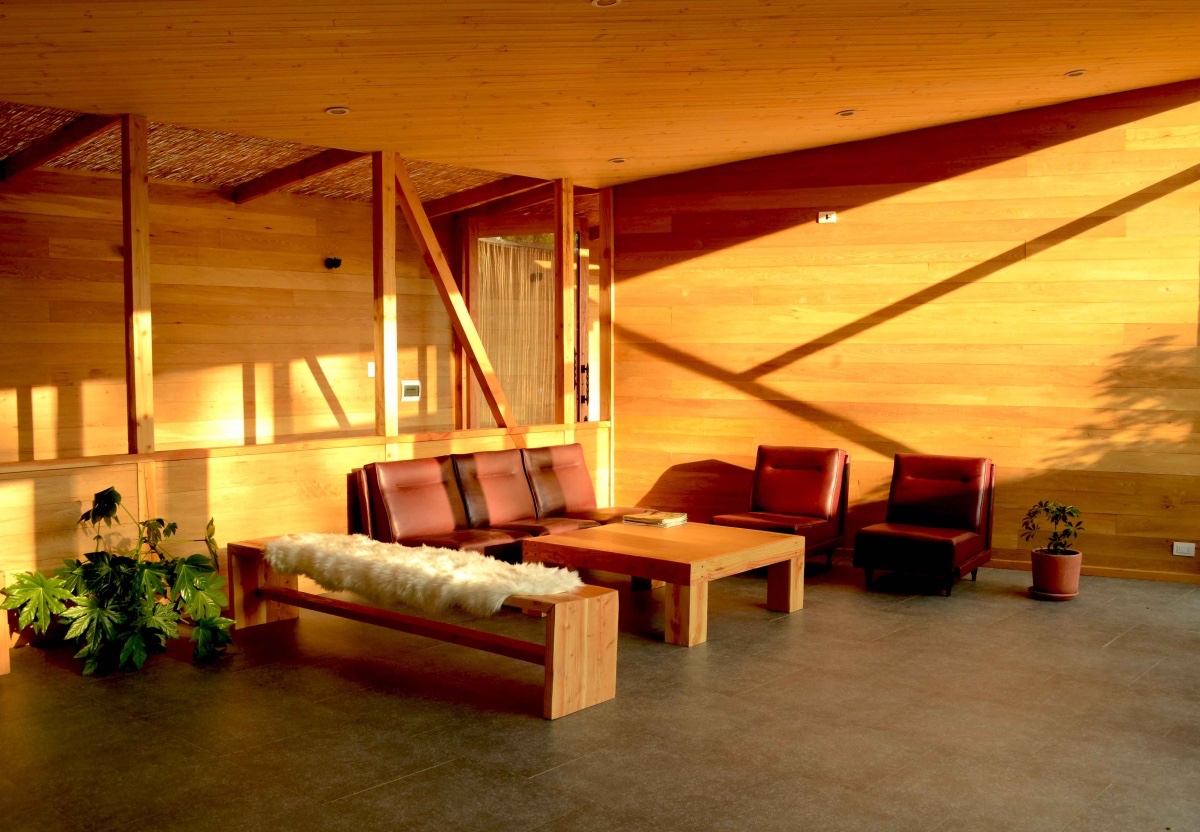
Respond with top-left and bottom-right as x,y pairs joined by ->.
471,237 -> 555,426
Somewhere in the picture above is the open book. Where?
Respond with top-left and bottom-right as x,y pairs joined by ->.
622,510 -> 688,528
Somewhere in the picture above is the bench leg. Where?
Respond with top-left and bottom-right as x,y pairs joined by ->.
229,550 -> 300,629
664,582 -> 708,647
767,556 -> 805,613
543,588 -> 618,719
1,573 -> 10,676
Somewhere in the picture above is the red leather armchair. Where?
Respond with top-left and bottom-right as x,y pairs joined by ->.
853,453 -> 996,596
521,444 -> 640,525
711,446 -> 850,568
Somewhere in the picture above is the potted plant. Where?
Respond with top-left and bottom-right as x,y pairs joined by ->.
1019,500 -> 1084,600
1,486 -> 232,674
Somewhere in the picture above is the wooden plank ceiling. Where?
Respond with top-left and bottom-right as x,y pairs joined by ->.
0,2 -> 1197,187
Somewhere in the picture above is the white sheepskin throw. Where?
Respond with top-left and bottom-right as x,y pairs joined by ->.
264,533 -> 582,617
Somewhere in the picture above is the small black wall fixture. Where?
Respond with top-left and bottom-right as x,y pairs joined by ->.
325,257 -> 343,270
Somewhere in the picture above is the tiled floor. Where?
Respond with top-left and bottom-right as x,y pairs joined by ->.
2,562 -> 1198,832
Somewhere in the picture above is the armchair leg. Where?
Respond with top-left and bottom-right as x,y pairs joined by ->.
864,568 -> 874,589
971,568 -> 978,581
944,577 -> 954,597
826,551 -> 834,570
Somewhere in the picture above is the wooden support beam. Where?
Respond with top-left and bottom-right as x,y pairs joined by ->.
0,114 -> 118,185
122,114 -> 154,455
452,215 -> 470,429
423,175 -> 545,219
395,160 -> 513,428
554,179 -> 576,426
231,148 -> 366,204
598,187 -> 615,426
262,585 -> 547,664
469,182 -> 554,218
372,152 -> 399,437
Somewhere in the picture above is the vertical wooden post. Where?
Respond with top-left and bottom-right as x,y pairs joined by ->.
122,114 -> 154,454
451,215 -> 469,430
136,460 -> 157,523
373,152 -> 399,437
598,187 -> 616,505
0,573 -> 10,675
554,179 -> 576,429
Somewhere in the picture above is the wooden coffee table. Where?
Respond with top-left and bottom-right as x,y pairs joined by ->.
522,522 -> 804,646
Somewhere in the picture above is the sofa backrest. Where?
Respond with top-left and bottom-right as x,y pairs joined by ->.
453,449 -> 538,528
363,457 -> 470,542
521,443 -> 598,518
885,453 -> 994,534
752,446 -> 849,522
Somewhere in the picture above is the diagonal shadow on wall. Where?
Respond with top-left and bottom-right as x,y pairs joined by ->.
618,162 -> 1200,526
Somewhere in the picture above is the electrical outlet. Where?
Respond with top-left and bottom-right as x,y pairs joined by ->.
817,211 -> 837,224
1172,541 -> 1196,557
367,361 -> 375,378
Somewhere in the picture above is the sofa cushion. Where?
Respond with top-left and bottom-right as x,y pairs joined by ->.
521,444 -> 599,517
753,446 -> 847,521
488,516 -> 600,536
711,512 -> 837,542
454,449 -> 539,528
365,457 -> 469,543
853,522 -> 986,574
560,507 -> 643,525
400,528 -> 528,551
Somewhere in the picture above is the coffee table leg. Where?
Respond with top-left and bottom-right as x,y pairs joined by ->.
664,582 -> 708,646
766,556 -> 805,613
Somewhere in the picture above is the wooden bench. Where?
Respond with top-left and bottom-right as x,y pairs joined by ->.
227,539 -> 618,719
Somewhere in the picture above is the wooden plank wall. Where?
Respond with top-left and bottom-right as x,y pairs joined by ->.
613,82 -> 1200,583
0,168 -> 453,462
0,423 -> 611,578
0,167 -> 613,581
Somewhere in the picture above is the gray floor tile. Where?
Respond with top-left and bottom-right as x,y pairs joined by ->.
3,565 -> 1198,831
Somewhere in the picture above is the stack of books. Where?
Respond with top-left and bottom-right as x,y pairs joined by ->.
622,510 -> 688,528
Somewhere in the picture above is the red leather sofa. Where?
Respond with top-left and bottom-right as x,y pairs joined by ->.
348,443 -> 637,562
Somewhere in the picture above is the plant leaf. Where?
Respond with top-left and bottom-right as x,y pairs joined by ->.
191,616 -> 234,662
119,632 -> 148,671
1,571 -> 73,634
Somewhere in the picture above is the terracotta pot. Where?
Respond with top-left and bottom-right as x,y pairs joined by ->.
1030,548 -> 1082,600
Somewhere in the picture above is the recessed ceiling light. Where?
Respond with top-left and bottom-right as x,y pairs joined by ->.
325,106 -> 351,116
592,0 -> 621,6
1064,69 -> 1087,77
836,109 -> 857,117
609,157 -> 627,164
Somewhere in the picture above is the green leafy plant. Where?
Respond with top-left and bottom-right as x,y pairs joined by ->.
1019,500 -> 1084,555
1,486 -> 232,675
